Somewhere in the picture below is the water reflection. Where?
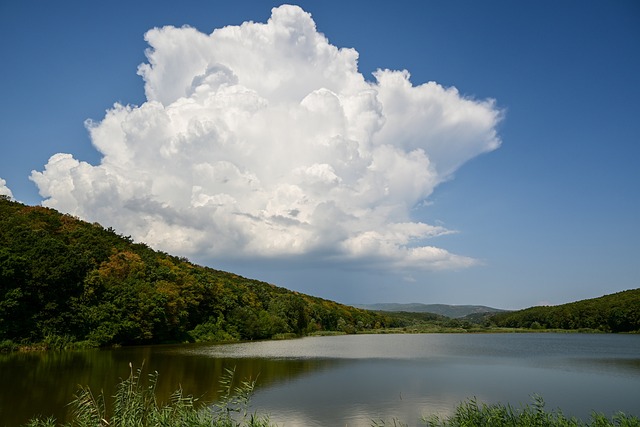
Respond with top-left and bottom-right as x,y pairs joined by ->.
0,343 -> 345,426
248,358 -> 640,426
1,334 -> 639,426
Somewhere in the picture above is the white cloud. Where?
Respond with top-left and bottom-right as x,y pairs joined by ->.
0,178 -> 13,198
30,5 -> 502,271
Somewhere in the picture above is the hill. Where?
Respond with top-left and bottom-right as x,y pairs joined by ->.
489,289 -> 640,332
0,196 -> 403,348
356,303 -> 507,318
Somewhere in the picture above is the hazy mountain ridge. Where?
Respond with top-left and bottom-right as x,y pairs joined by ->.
356,303 -> 508,319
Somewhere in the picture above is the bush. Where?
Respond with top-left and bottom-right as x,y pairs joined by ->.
0,339 -> 19,352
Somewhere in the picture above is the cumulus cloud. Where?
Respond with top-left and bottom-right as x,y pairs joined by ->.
0,178 -> 13,199
30,5 -> 502,270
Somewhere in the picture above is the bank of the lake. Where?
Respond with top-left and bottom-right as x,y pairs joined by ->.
4,323 -> 625,355
2,333 -> 639,427
4,198 -> 638,355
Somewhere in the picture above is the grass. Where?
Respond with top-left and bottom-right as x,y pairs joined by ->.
23,369 -> 639,427
422,396 -> 640,427
24,364 -> 273,427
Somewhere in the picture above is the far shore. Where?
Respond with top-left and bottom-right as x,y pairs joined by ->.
3,325 -> 629,354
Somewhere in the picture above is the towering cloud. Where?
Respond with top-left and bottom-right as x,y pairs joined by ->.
31,5 -> 501,270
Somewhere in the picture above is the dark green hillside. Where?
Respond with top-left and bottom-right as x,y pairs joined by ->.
0,196 -> 399,348
490,289 -> 640,332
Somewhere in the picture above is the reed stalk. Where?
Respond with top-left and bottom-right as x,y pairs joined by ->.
23,373 -> 639,427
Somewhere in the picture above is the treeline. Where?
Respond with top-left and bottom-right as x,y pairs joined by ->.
489,289 -> 640,332
0,197 -> 402,348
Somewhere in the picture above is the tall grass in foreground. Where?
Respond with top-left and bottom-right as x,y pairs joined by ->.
24,364 -> 272,427
421,395 -> 639,427
24,369 -> 639,427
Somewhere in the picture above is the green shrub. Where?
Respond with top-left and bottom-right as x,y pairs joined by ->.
0,339 -> 19,352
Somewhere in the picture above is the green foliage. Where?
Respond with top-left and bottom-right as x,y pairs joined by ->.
362,310 -> 492,333
24,374 -> 640,427
490,289 -> 640,332
0,198 -> 394,348
423,396 -> 640,427
3,197 -> 636,346
0,339 -> 19,352
189,315 -> 239,342
24,365 -> 273,427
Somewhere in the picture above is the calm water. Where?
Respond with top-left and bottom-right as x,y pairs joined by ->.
1,333 -> 639,426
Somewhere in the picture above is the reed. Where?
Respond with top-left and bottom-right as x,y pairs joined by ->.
24,364 -> 273,427
422,395 -> 640,427
23,372 -> 639,427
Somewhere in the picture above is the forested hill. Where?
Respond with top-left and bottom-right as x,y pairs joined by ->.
0,197 -> 398,348
489,289 -> 640,332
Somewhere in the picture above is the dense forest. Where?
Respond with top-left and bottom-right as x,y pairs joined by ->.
2,196 -> 637,350
0,196 -> 403,348
489,288 -> 640,332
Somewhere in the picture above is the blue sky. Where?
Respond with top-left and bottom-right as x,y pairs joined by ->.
1,1 -> 638,309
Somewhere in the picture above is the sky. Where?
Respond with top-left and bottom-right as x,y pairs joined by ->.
1,1 -> 639,310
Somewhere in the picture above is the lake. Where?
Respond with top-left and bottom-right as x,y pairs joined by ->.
1,333 -> 639,426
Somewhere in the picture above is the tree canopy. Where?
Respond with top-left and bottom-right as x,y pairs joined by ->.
0,196 -> 400,347
489,288 -> 640,332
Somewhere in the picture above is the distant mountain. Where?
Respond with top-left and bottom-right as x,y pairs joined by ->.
355,303 -> 507,319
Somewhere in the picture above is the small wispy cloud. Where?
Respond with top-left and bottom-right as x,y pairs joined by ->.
30,5 -> 502,271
